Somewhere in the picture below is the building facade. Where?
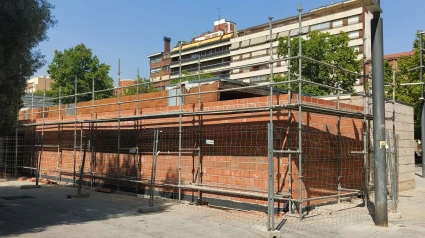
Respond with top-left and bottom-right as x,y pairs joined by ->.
147,37 -> 172,82
148,0 -> 373,92
168,19 -> 236,80
26,76 -> 52,93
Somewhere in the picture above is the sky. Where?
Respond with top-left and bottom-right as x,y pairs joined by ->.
34,0 -> 425,84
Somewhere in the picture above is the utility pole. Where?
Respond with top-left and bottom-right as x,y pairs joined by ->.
370,0 -> 388,226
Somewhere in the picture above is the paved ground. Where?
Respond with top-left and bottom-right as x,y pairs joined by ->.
0,166 -> 424,238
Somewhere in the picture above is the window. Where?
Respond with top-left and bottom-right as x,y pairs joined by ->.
252,50 -> 266,58
348,16 -> 359,24
150,56 -> 161,64
167,89 -> 183,106
333,19 -> 343,28
348,31 -> 360,39
251,75 -> 266,82
150,67 -> 161,74
162,65 -> 170,71
243,67 -> 250,73
232,55 -> 241,61
311,22 -> 330,31
242,53 -> 251,60
272,47 -> 278,55
66,103 -> 75,116
353,46 -> 360,52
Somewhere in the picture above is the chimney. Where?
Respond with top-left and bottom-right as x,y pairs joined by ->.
163,37 -> 171,53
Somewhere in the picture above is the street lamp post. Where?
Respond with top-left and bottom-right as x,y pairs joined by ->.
358,0 -> 387,226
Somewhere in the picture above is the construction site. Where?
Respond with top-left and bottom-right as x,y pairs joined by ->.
0,1 -> 421,237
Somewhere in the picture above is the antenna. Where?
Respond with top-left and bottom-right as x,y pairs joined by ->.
217,7 -> 220,21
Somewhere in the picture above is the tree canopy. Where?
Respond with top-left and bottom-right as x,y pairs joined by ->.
123,76 -> 158,96
275,30 -> 361,95
47,44 -> 114,104
384,31 -> 425,138
170,70 -> 214,85
0,0 -> 56,135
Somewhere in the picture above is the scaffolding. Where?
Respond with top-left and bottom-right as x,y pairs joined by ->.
3,5 -> 403,233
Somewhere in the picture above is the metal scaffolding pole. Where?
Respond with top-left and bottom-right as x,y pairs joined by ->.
363,37 -> 369,208
136,69 -> 140,196
402,32 -> 424,177
420,32 -> 425,177
197,51 -> 202,203
287,30 -> 294,214
370,0 -> 388,226
37,76 -> 47,185
297,3 -> 304,221
267,16 -> 275,231
58,86 -> 62,182
337,84 -> 341,204
178,42 -> 183,201
117,59 -> 121,192
73,76 -> 77,187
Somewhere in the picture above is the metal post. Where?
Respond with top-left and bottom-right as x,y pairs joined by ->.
337,84 -> 341,204
92,78 -> 95,120
14,113 -> 18,177
31,92 -> 34,176
197,52 -> 202,203
267,16 -> 275,231
371,0 -> 388,226
117,59 -> 121,192
149,129 -> 159,207
287,31 -> 293,214
59,86 -> 62,120
136,68 -> 140,196
297,3 -> 303,221
363,37 -> 369,208
178,42 -> 183,201
39,77 -> 46,183
267,123 -> 275,230
77,137 -> 88,194
419,33 -> 425,178
73,76 -> 77,187
58,86 -> 62,182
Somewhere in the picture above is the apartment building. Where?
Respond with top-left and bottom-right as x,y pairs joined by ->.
148,0 -> 372,91
229,0 -> 372,93
168,19 -> 236,80
147,37 -> 172,82
26,76 -> 52,93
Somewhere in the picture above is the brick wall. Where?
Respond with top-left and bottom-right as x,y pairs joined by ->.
18,90 -> 366,209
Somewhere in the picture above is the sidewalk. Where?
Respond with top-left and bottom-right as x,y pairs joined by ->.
1,167 -> 424,238
282,165 -> 425,237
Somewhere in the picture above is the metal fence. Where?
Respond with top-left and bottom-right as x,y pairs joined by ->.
0,6 -> 402,234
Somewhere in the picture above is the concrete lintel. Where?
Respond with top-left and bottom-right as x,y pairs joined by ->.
21,185 -> 42,189
67,193 -> 90,199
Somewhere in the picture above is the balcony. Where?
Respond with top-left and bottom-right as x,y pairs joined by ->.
170,49 -> 230,66
170,61 -> 231,76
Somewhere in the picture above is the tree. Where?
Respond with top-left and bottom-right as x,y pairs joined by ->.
0,0 -> 56,135
47,44 -> 114,104
170,70 -> 214,85
33,89 -> 53,97
276,30 -> 361,95
123,76 -> 158,96
384,31 -> 425,138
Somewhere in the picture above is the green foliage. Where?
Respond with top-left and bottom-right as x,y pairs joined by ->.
276,30 -> 361,96
169,70 -> 214,85
33,89 -> 53,97
47,44 -> 114,104
384,30 -> 425,138
123,76 -> 159,96
0,0 -> 56,135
